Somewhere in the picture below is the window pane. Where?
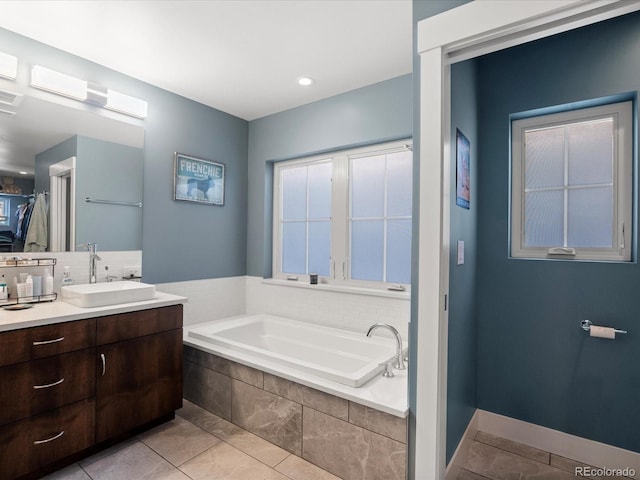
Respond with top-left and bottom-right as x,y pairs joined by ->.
568,187 -> 613,248
568,120 -> 613,186
524,190 -> 564,247
351,220 -> 383,281
525,127 -> 565,189
387,151 -> 413,217
308,221 -> 330,276
282,167 -> 307,220
351,155 -> 385,218
282,222 -> 306,273
308,162 -> 331,219
387,219 -> 411,284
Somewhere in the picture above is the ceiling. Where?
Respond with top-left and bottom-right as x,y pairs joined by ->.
0,0 -> 413,121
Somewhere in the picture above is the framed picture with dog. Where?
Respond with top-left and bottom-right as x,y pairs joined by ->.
173,153 -> 225,206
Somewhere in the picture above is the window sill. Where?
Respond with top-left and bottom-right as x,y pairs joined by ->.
261,278 -> 411,300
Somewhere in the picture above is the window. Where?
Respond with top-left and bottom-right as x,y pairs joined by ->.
273,140 -> 412,287
0,199 -> 8,227
511,100 -> 633,261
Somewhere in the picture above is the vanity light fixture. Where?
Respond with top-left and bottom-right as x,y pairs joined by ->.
0,52 -> 18,80
18,171 -> 28,175
297,76 -> 314,86
30,65 -> 148,119
31,65 -> 87,101
105,89 -> 148,119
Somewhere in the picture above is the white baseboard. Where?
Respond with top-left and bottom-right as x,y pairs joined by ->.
477,410 -> 640,478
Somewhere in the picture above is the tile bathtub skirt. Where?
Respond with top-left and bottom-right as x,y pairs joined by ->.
183,345 -> 407,480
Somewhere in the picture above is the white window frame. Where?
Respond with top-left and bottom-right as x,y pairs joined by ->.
0,198 -> 9,226
272,139 -> 412,288
511,100 -> 633,262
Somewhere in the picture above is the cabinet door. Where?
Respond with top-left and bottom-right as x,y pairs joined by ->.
96,329 -> 182,443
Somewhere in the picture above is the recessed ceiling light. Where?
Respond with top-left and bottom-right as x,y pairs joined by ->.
297,77 -> 314,87
18,171 -> 28,175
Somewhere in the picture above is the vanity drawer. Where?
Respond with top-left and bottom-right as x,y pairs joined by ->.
0,349 -> 96,426
0,319 -> 96,367
97,304 -> 182,344
0,398 -> 95,480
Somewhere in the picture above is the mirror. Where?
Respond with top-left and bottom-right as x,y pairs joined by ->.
0,94 -> 144,252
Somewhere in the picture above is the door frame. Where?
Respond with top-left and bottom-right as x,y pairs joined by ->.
413,1 -> 640,477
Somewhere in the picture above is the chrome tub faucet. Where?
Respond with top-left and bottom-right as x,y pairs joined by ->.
366,323 -> 406,370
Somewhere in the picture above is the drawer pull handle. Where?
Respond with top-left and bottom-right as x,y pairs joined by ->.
33,378 -> 65,390
34,430 -> 64,445
100,353 -> 106,376
33,336 -> 65,346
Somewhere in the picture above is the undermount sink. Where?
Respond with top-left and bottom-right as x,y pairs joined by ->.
61,281 -> 156,308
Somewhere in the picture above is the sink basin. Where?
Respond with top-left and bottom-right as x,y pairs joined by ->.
61,281 -> 156,308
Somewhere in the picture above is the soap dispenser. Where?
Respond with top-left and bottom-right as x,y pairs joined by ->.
61,266 -> 74,286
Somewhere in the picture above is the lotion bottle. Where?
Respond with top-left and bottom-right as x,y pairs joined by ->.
44,268 -> 54,295
25,275 -> 33,299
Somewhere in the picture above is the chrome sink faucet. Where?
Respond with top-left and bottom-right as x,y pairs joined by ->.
83,243 -> 102,284
366,323 -> 406,370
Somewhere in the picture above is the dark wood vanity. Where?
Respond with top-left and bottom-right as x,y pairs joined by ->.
0,304 -> 183,480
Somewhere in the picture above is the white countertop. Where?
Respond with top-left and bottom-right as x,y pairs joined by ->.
0,292 -> 188,332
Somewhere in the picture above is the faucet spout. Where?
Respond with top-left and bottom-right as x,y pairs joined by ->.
84,243 -> 101,283
366,323 -> 406,370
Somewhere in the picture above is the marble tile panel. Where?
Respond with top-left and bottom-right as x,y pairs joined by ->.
348,402 -> 407,443
263,372 -> 305,403
179,442 -> 290,480
183,360 -> 232,420
275,454 -> 342,480
475,431 -> 549,464
183,347 -> 231,375
208,419 -> 290,467
41,464 -> 91,480
137,416 -> 221,467
231,379 -> 303,455
176,399 -> 225,433
229,360 -> 264,388
81,440 -> 190,480
302,385 -> 348,421
302,407 -> 406,480
461,441 -> 576,480
457,468 -> 492,480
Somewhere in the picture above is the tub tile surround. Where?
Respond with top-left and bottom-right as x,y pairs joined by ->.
183,346 -> 408,480
246,275 -> 410,339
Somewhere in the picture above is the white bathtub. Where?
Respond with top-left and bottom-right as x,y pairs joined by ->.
187,314 -> 400,388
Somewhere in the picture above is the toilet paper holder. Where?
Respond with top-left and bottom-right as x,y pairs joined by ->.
581,319 -> 627,335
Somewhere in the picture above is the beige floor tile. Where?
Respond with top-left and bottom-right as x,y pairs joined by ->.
78,438 -> 138,468
457,468 -> 492,480
275,454 -> 342,480
138,415 -> 221,466
40,464 -> 91,480
179,442 -> 290,480
475,431 -> 550,464
208,419 -> 290,467
461,441 -> 576,480
81,440 -> 189,480
176,399 -> 225,433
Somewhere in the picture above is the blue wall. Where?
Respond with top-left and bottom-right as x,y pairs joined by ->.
246,75 -> 413,277
0,27 -> 248,283
476,12 -> 640,452
447,60 -> 478,462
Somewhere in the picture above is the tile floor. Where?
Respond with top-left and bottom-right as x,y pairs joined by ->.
449,430 -> 634,480
42,400 -> 340,480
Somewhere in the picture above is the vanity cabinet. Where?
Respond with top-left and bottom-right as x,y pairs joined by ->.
0,303 -> 183,480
